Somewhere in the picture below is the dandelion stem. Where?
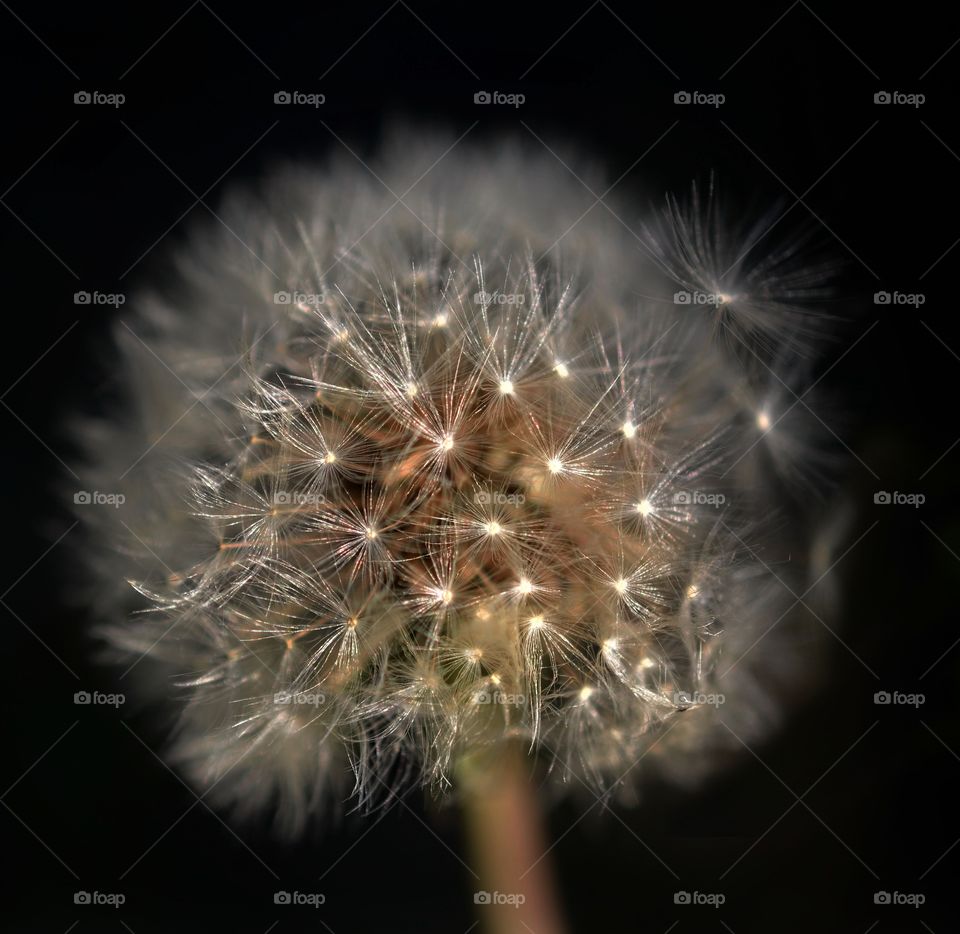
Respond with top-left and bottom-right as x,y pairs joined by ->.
460,743 -> 566,934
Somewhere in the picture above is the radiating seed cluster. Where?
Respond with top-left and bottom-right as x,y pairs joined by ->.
76,135 -> 834,832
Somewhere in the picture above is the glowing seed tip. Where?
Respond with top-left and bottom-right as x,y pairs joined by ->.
498,379 -> 515,395
554,362 -> 570,378
622,421 -> 637,439
757,411 -> 771,431
547,457 -> 563,475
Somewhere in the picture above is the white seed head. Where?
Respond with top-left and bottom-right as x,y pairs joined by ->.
74,132 -> 836,834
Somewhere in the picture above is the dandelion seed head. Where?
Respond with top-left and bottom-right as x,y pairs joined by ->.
74,132 -> 837,833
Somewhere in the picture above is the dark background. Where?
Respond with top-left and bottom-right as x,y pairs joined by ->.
2,2 -> 958,931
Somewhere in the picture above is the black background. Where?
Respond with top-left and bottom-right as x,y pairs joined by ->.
2,2 -> 958,931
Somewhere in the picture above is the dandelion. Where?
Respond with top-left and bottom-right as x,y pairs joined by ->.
74,133 -> 839,931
